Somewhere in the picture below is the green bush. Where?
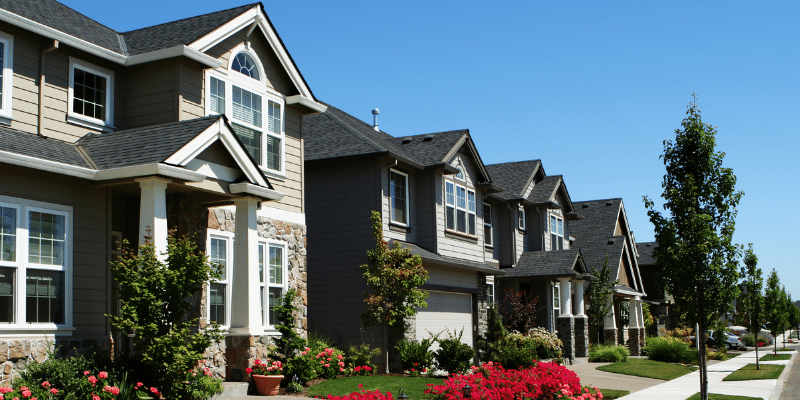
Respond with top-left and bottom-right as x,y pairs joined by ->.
527,327 -> 564,360
493,333 -> 540,369
476,306 -> 507,363
343,343 -> 381,371
588,344 -> 630,363
434,329 -> 475,375
396,336 -> 437,376
644,336 -> 695,364
741,334 -> 755,346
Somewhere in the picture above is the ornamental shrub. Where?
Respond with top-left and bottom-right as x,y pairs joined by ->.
314,347 -> 347,379
326,388 -> 395,400
741,334 -> 755,347
434,329 -> 475,375
343,343 -> 381,372
644,336 -> 694,364
527,327 -> 563,360
493,333 -> 540,369
396,336 -> 437,376
476,306 -> 507,363
588,344 -> 630,362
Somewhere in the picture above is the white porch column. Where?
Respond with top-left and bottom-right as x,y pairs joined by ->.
629,296 -> 641,328
229,196 -> 262,336
558,278 -> 572,317
573,280 -> 586,317
604,296 -> 616,328
135,177 -> 170,257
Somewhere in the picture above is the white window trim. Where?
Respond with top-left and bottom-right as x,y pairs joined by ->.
550,215 -> 564,251
553,283 -> 560,316
445,179 -> 476,237
258,239 -> 287,332
483,203 -> 493,248
206,230 -> 233,329
518,207 -> 526,230
486,282 -> 495,305
67,57 -> 115,132
204,47 -> 287,180
0,195 -> 73,332
388,169 -> 409,226
0,31 -> 14,124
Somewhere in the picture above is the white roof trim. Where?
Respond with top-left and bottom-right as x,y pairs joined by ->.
189,7 -> 315,100
229,182 -> 284,201
95,163 -> 206,181
285,95 -> 326,113
0,149 -> 96,179
127,45 -> 222,68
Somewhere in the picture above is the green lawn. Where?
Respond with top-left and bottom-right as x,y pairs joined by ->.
593,388 -> 630,399
596,358 -> 695,380
685,393 -> 763,400
722,364 -> 785,381
777,348 -> 795,352
307,375 -> 443,399
759,353 -> 791,361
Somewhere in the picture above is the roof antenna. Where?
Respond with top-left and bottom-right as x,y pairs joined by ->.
372,108 -> 380,131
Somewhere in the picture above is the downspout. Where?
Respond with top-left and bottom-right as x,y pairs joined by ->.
38,40 -> 59,137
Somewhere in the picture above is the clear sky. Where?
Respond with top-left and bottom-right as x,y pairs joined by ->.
61,0 -> 799,297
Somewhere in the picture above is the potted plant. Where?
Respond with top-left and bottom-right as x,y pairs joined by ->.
247,359 -> 284,396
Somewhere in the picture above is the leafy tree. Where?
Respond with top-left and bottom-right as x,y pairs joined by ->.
586,256 -> 618,343
643,99 -> 742,400
109,234 -> 223,400
787,296 -> 800,341
780,286 -> 790,349
739,245 -> 763,368
360,211 -> 428,371
498,288 -> 540,333
764,269 -> 786,354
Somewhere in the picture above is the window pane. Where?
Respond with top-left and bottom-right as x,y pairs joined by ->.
446,207 -> 454,230
0,42 -> 4,104
232,53 -> 259,79
456,187 -> 466,208
445,182 -> 454,206
209,238 -> 227,280
468,214 -> 476,236
457,210 -> 466,233
484,225 -> 492,246
209,283 -> 226,325
232,124 -> 262,163
0,207 -> 16,262
72,68 -> 106,121
269,245 -> 282,284
553,286 -> 560,309
258,244 -> 265,283
0,267 -> 12,323
558,219 -> 564,235
268,287 -> 282,327
389,172 -> 407,224
28,212 -> 65,266
467,191 -> 475,212
268,101 -> 281,134
26,270 -> 64,323
232,86 -> 262,127
266,135 -> 281,171
210,77 -> 225,115
551,216 -> 557,232
483,204 -> 491,226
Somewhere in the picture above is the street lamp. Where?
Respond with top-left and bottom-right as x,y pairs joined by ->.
462,383 -> 472,398
398,387 -> 409,400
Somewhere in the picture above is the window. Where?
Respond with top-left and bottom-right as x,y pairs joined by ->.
207,235 -> 230,326
68,58 -> 114,130
518,207 -> 526,230
553,283 -> 560,316
0,196 -> 72,327
445,180 -> 476,236
483,203 -> 493,247
486,282 -> 495,305
389,169 -> 409,225
0,31 -> 14,122
206,48 -> 285,176
550,215 -> 564,250
258,242 -> 286,329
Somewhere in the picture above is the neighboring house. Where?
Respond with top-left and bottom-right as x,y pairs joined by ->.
485,161 -> 592,362
304,103 -> 504,370
570,199 -> 647,354
0,0 -> 325,383
637,241 -> 675,334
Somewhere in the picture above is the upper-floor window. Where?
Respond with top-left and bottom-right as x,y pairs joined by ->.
389,169 -> 409,225
258,241 -> 286,329
445,181 -> 475,236
483,203 -> 493,247
550,215 -> 564,250
207,48 -> 285,176
518,207 -> 526,230
0,31 -> 14,122
68,58 -> 114,131
207,234 -> 231,326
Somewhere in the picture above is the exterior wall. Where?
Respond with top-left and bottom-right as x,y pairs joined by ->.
436,154 -> 487,262
415,169 -> 437,252
125,60 -> 176,128
267,104 -> 304,214
381,163 -> 418,243
496,203 -> 514,266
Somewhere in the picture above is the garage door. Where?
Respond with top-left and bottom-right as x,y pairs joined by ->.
416,291 -> 473,352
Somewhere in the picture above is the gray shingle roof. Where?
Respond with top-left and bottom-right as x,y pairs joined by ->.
0,125 -> 92,168
78,116 -> 221,169
385,130 -> 468,167
569,198 -> 632,282
528,175 -> 561,204
500,249 -> 586,278
389,240 -> 504,276
636,242 -> 657,266
485,160 -> 542,201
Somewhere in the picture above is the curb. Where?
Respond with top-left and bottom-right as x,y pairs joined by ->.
768,345 -> 797,400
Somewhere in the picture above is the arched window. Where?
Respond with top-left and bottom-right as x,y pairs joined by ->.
231,52 -> 259,80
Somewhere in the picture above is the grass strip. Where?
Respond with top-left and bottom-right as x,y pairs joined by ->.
722,364 -> 785,381
759,353 -> 791,361
593,388 -> 630,399
307,375 -> 442,399
685,393 -> 763,400
595,358 -> 695,380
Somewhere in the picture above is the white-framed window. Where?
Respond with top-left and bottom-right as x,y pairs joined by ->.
258,241 -> 286,330
207,234 -> 232,327
483,203 -> 492,247
0,31 -> 14,123
389,169 -> 409,225
206,46 -> 286,177
68,58 -> 114,131
550,215 -> 564,250
0,196 -> 72,328
445,180 -> 476,236
553,283 -> 560,316
518,207 -> 526,230
486,282 -> 495,305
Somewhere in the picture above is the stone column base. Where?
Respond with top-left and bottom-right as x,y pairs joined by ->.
557,316 -> 575,364
604,329 -> 618,345
628,328 -> 642,356
574,316 -> 589,357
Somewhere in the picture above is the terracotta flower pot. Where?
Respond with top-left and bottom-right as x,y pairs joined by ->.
253,374 -> 283,396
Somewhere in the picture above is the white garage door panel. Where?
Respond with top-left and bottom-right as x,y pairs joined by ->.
416,291 -> 473,351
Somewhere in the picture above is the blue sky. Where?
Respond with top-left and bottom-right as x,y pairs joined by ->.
62,0 -> 799,297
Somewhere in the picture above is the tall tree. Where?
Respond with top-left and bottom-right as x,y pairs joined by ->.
586,256 -> 618,344
788,296 -> 800,341
739,245 -> 763,369
764,269 -> 785,354
643,99 -> 743,400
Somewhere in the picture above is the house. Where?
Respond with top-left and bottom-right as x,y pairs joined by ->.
637,241 -> 675,334
0,0 -> 325,383
303,103 -> 504,370
484,160 -> 592,362
569,198 -> 647,354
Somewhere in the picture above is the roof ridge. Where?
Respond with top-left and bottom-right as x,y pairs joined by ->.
53,0 -> 121,34
573,197 -> 623,204
120,3 -> 258,34
321,108 -> 395,155
486,159 -> 542,167
396,129 -> 469,138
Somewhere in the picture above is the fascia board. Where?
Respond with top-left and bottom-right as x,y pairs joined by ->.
95,163 -> 206,182
229,182 -> 284,201
127,45 -> 222,68
190,7 -> 257,52
0,150 -> 96,179
216,120 -> 270,187
285,95 -> 326,113
164,121 -> 223,166
0,9 -> 126,65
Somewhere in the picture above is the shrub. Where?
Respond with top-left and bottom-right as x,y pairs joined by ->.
396,336 -> 437,376
434,329 -> 475,375
326,388 -> 394,400
527,327 -> 563,359
342,343 -> 381,372
493,333 -> 540,369
498,289 -> 540,333
741,334 -> 755,347
589,344 -> 630,363
314,347 -> 347,379
476,306 -> 507,362
645,336 -> 695,364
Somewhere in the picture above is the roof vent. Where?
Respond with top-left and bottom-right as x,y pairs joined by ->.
582,204 -> 589,208
608,239 -> 615,244
371,108 -> 380,131
422,135 -> 434,142
605,202 -> 613,206
401,137 -> 412,144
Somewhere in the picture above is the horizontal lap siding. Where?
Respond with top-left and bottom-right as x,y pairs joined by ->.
126,61 -> 176,128
269,105 -> 303,213
381,163 -> 416,243
0,164 -> 109,338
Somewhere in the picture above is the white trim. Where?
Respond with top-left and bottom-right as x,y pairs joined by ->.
285,95 -> 326,113
257,206 -> 305,225
518,207 -> 526,231
226,43 -> 266,86
388,168 -> 409,226
127,45 -> 221,68
483,202 -> 493,247
0,31 -> 14,121
207,230 -> 234,329
95,163 -> 206,182
0,150 -> 96,179
230,183 -> 284,201
68,57 -> 115,131
257,239 -> 287,331
185,159 -> 242,182
191,8 -> 258,53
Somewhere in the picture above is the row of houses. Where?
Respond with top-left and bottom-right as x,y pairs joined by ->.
0,0 -> 665,381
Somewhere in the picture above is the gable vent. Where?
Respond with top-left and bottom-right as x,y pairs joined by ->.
422,135 -> 434,142
401,137 -> 412,144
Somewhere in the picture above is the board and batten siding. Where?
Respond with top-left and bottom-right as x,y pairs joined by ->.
0,164 -> 109,338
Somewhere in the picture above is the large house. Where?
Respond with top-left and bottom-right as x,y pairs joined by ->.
0,0 -> 324,383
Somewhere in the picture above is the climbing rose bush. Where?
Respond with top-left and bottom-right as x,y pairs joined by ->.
425,361 -> 603,400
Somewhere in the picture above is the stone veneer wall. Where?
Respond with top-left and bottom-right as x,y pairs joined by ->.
574,316 -> 589,357
0,338 -> 111,386
203,209 -> 308,381
476,274 -> 489,338
556,316 -> 575,364
628,328 -> 642,356
604,328 -> 618,346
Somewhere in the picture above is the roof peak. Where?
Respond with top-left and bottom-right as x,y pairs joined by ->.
120,3 -> 258,34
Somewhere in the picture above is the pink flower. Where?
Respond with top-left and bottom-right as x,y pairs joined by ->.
0,387 -> 12,394
150,387 -> 160,395
337,354 -> 343,360
325,363 -> 330,368
40,382 -> 50,388
92,395 -> 100,400
136,382 -> 143,388
21,390 -> 31,397
88,376 -> 98,386
358,384 -> 363,388
84,371 -> 90,375
355,366 -> 361,372
49,389 -> 58,395
246,367 -> 253,374
98,371 -> 108,379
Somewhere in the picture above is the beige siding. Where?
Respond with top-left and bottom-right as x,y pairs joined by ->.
177,60 -> 204,121
427,266 -> 477,289
125,61 -> 176,128
267,105 -> 303,213
435,154 -> 488,262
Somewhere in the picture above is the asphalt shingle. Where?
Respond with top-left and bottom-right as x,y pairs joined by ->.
501,249 -> 585,278
0,126 -> 92,168
485,160 -> 542,200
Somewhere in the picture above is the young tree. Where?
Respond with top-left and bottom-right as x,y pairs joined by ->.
764,269 -> 786,354
498,288 -> 540,333
360,211 -> 428,371
739,245 -> 763,368
643,99 -> 742,400
788,296 -> 800,341
586,256 -> 618,343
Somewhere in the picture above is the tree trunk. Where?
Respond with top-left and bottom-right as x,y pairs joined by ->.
755,329 -> 760,370
698,297 -> 708,400
384,326 -> 389,374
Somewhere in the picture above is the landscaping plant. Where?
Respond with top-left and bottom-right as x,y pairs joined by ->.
498,288 -> 540,333
475,306 -> 507,363
434,329 -> 475,375
739,245 -> 764,368
588,344 -> 630,363
395,336 -> 437,376
343,343 -> 381,373
644,336 -> 696,364
586,256 -> 618,343
270,288 -> 312,382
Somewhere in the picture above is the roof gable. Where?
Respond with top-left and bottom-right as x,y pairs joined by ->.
485,160 -> 543,201
502,249 -> 587,278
